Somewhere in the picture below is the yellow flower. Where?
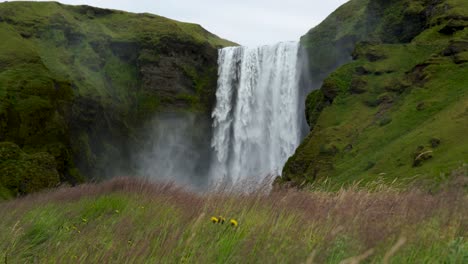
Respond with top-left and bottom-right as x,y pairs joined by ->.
218,216 -> 226,224
230,219 -> 238,227
210,216 -> 219,223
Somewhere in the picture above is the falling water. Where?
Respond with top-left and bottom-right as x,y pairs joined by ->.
210,42 -> 303,185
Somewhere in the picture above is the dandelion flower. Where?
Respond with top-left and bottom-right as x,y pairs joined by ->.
218,216 -> 226,224
230,219 -> 238,227
210,216 -> 219,223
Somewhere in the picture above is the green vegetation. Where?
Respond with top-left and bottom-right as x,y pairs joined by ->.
0,178 -> 466,263
0,141 -> 61,197
0,1 -> 235,195
282,0 -> 468,189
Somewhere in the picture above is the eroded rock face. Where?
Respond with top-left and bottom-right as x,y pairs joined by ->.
0,1 -> 234,195
439,18 -> 468,35
138,36 -> 218,110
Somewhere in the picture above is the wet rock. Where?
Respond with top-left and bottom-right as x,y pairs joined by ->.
349,77 -> 368,94
378,116 -> 392,126
321,79 -> 340,102
430,138 -> 441,148
76,5 -> 114,17
407,63 -> 430,85
416,101 -> 437,111
305,89 -> 327,130
377,93 -> 394,105
352,42 -> 387,61
454,53 -> 468,64
344,144 -> 353,152
413,146 -> 433,167
439,19 -> 467,35
441,40 -> 468,56
356,66 -> 372,75
384,79 -> 410,94
319,144 -> 339,156
416,102 -> 426,111
20,32 -> 32,39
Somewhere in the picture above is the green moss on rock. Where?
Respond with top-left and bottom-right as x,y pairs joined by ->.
305,90 -> 326,129
0,142 -> 60,196
0,1 -> 236,195
283,0 -> 468,189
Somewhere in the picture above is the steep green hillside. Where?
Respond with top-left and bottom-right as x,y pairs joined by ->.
0,1 -> 235,197
282,0 -> 468,188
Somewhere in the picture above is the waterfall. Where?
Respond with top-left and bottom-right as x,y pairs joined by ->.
210,42 -> 303,185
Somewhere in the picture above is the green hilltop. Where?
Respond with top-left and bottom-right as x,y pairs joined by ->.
281,0 -> 468,189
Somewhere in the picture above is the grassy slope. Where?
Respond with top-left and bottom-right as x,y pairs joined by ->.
0,2 -> 235,196
282,0 -> 468,189
0,1 -> 232,101
0,178 -> 466,263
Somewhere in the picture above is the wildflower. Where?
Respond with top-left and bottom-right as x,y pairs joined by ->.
230,219 -> 238,228
210,216 -> 219,223
115,210 -> 120,214
218,216 -> 226,224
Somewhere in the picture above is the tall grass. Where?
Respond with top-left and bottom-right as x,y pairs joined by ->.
0,177 -> 466,263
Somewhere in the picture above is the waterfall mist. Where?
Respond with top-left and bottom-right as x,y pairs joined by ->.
134,112 -> 213,189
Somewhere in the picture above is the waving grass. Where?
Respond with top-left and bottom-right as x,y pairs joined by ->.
0,177 -> 466,263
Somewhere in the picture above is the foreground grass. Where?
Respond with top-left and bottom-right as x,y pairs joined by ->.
0,178 -> 467,263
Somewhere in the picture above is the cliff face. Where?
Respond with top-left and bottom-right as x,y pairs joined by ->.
282,0 -> 468,188
0,2 -> 235,196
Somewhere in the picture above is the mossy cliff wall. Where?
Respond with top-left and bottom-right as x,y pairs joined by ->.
281,0 -> 467,188
0,2 -> 235,196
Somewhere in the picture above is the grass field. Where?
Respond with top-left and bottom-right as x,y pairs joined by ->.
0,177 -> 466,263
